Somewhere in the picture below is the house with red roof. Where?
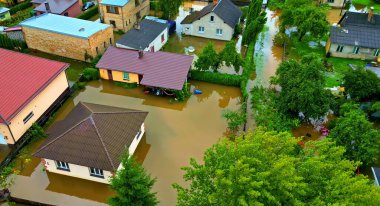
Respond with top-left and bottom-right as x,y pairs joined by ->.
0,49 -> 70,145
96,46 -> 194,91
32,0 -> 83,17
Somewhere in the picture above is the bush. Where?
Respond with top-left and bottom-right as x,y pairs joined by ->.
77,5 -> 98,20
0,34 -> 27,50
82,68 -> 100,81
91,54 -> 102,66
114,82 -> 138,89
190,70 -> 242,87
72,82 -> 87,91
9,1 -> 32,15
273,32 -> 290,47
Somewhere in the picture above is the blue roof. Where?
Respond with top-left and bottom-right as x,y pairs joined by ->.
100,0 -> 129,6
0,7 -> 10,14
20,13 -> 111,39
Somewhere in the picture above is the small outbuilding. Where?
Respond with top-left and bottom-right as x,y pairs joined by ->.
0,7 -> 10,21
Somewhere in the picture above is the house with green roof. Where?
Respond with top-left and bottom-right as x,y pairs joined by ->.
20,13 -> 114,61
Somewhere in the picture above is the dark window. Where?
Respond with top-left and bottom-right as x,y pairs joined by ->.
96,47 -> 99,54
336,45 -> 344,52
126,21 -> 128,26
353,46 -> 360,54
109,20 -> 116,28
23,112 -> 34,124
110,38 -> 112,45
104,42 -> 106,48
374,49 -> 379,57
64,12 -> 68,16
106,6 -> 119,14
161,34 -> 165,43
210,16 -> 214,22
56,161 -> 70,171
89,167 -> 104,178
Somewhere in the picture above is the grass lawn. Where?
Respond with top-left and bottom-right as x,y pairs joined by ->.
352,0 -> 380,12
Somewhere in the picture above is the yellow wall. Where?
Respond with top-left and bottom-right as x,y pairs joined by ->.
99,68 -> 140,83
0,71 -> 68,144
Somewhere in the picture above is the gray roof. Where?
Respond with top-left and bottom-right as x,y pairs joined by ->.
116,19 -> 168,50
181,0 -> 242,28
33,0 -> 78,15
0,7 -> 10,14
330,11 -> 380,49
34,102 -> 148,171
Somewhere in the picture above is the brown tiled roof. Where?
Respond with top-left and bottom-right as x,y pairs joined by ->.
181,4 -> 215,24
96,47 -> 194,90
34,102 -> 148,172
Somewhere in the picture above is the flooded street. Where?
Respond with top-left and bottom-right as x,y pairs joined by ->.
8,80 -> 241,205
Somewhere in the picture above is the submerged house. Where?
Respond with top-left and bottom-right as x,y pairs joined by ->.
181,0 -> 242,41
34,102 -> 148,184
327,10 -> 380,60
32,0 -> 83,17
116,18 -> 168,52
96,46 -> 194,91
0,49 -> 70,145
20,13 -> 113,61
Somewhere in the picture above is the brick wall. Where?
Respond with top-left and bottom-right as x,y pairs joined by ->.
22,26 -> 113,61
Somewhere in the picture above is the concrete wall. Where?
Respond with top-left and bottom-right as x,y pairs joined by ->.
22,26 -> 113,61
101,0 -> 150,32
115,27 -> 168,51
43,159 -> 113,184
324,0 -> 345,8
0,71 -> 69,145
99,68 -> 140,83
329,43 -> 379,60
181,12 -> 234,41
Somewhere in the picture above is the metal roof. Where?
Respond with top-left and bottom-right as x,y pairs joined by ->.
33,0 -> 79,15
100,0 -> 129,6
20,13 -> 111,39
34,102 -> 148,171
0,7 -> 10,14
96,47 -> 194,90
116,19 -> 168,50
0,49 -> 69,123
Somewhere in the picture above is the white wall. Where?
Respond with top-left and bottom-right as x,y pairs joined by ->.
181,12 -> 234,41
128,123 -> 145,155
329,43 -> 379,60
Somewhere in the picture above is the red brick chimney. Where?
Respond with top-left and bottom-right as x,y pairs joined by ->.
213,0 -> 219,5
138,50 -> 144,58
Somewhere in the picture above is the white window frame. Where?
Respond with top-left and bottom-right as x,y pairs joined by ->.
353,46 -> 360,54
56,161 -> 70,171
89,167 -> 104,178
336,45 -> 344,53
374,49 -> 379,57
216,28 -> 223,36
198,26 -> 205,34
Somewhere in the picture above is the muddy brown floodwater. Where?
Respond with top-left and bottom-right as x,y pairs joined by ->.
8,80 -> 241,206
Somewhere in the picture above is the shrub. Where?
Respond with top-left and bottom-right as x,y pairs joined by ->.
77,5 -> 98,20
0,8 -> 33,27
190,70 -> 241,87
82,68 -> 100,81
114,82 -> 138,89
0,34 -> 27,50
173,82 -> 190,102
9,1 -> 32,15
72,82 -> 86,91
273,32 -> 290,47
92,54 -> 102,66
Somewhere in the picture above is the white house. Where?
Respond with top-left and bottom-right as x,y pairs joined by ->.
33,102 -> 148,184
116,18 -> 168,52
181,0 -> 242,41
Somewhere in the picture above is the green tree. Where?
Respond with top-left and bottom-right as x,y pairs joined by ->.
222,109 -> 245,132
246,0 -> 263,26
108,154 -> 158,206
242,12 -> 267,45
158,0 -> 184,19
343,67 -> 380,100
275,54 -> 331,120
194,42 -> 221,71
173,128 -> 380,205
329,103 -> 380,165
219,41 -> 243,73
280,0 -> 329,41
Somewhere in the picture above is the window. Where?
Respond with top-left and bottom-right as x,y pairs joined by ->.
123,72 -> 130,80
110,38 -> 112,45
64,12 -> 68,16
23,112 -> 34,124
136,129 -> 142,140
0,14 -> 5,20
216,28 -> 223,36
210,15 -> 214,22
353,46 -> 360,54
136,12 -> 141,20
126,21 -> 128,26
336,45 -> 344,52
198,26 -> 205,33
327,0 -> 334,3
109,20 -> 116,28
161,34 -> 165,43
104,42 -> 106,48
96,47 -> 99,55
89,167 -> 104,178
107,6 -> 118,14
56,161 -> 70,171
374,49 -> 379,57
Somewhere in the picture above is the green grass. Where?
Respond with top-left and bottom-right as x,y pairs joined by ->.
325,72 -> 343,88
352,0 -> 380,13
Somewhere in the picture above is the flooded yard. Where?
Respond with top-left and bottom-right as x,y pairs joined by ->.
8,80 -> 242,206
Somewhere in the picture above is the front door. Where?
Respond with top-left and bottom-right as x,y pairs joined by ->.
108,70 -> 113,80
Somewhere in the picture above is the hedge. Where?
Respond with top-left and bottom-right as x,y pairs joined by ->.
77,5 -> 99,20
0,34 -> 27,50
9,1 -> 32,15
82,68 -> 100,81
190,70 -> 242,87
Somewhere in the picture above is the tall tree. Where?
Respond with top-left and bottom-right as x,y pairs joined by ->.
329,103 -> 380,165
108,154 -> 158,206
219,41 -> 243,73
194,42 -> 221,72
158,0 -> 184,20
242,12 -> 267,45
275,54 -> 331,120
246,0 -> 263,26
343,67 -> 380,100
173,128 -> 380,205
280,0 -> 329,40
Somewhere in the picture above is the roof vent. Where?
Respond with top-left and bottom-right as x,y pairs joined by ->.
79,28 -> 85,32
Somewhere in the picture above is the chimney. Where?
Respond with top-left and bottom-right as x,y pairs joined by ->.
45,2 -> 51,13
213,0 -> 218,5
138,50 -> 144,58
368,7 -> 374,23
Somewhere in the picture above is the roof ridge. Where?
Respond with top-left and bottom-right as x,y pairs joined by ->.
89,116 -> 116,171
34,117 -> 92,156
93,111 -> 148,114
80,102 -> 95,113
212,0 -> 222,12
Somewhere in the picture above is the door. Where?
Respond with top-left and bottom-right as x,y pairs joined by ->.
107,70 -> 113,80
